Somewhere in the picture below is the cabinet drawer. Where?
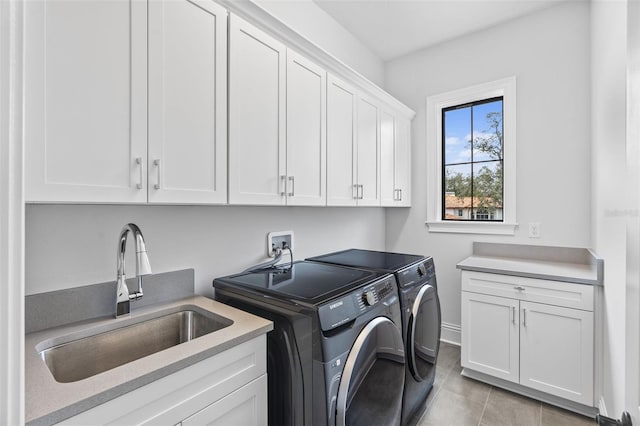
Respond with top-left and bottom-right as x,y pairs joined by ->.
462,271 -> 593,311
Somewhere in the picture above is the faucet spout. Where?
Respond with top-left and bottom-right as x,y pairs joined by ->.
115,223 -> 151,318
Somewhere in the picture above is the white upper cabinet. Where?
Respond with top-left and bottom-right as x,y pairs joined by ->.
25,0 -> 148,203
285,50 -> 327,206
395,116 -> 412,206
381,110 -> 412,207
326,75 -> 358,206
356,95 -> 381,206
327,75 -> 381,206
25,0 -> 227,204
228,15 -> 327,206
24,1 -> 412,207
228,14 -> 287,205
147,0 -> 227,204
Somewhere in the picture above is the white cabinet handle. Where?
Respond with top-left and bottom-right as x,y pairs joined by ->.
136,157 -> 143,190
353,184 -> 358,200
288,176 -> 295,197
153,159 -> 161,190
280,175 -> 287,196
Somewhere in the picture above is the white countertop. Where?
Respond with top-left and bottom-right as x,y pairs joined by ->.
456,243 -> 603,285
25,296 -> 272,425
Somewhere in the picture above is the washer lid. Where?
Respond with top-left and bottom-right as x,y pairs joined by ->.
218,261 -> 385,304
308,249 -> 425,272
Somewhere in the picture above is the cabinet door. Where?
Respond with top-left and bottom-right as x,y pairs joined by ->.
395,116 -> 412,207
461,292 -> 519,383
356,95 -> 380,206
380,109 -> 396,206
519,301 -> 594,405
148,0 -> 227,204
326,74 -> 357,206
25,0 -> 147,203
286,50 -> 326,206
182,375 -> 268,426
228,15 -> 286,205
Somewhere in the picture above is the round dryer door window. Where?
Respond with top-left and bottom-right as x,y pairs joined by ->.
408,284 -> 441,381
336,317 -> 405,426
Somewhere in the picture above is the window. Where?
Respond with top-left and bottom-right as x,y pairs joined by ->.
443,97 -> 503,222
425,77 -> 516,235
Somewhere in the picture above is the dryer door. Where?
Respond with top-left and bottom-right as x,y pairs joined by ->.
408,284 -> 441,381
336,316 -> 405,426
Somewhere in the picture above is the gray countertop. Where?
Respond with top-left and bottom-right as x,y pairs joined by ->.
25,296 -> 273,425
456,242 -> 603,285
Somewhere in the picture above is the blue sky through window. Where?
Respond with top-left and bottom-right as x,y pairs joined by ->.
443,97 -> 504,221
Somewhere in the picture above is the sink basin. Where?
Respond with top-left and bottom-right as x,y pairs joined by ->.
38,308 -> 233,383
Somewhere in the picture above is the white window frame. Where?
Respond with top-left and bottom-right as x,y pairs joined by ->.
425,77 -> 517,235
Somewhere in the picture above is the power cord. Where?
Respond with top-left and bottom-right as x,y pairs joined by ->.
243,246 -> 283,273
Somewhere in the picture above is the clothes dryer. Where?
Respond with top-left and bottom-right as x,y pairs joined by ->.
307,249 -> 441,424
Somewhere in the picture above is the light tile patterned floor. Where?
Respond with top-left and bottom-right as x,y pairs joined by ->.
408,342 -> 597,426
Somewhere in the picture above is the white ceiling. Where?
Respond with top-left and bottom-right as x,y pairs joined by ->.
311,0 -> 579,61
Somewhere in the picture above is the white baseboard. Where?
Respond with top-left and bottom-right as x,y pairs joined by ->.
599,396 -> 607,417
441,321 -> 461,345
462,368 -> 599,418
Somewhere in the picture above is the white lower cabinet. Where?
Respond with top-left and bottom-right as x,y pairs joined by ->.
58,335 -> 267,425
181,375 -> 267,426
461,271 -> 594,406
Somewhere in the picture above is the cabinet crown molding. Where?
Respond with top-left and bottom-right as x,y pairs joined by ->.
216,0 -> 416,120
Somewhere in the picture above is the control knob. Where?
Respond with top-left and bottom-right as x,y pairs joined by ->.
363,290 -> 377,306
417,265 -> 426,277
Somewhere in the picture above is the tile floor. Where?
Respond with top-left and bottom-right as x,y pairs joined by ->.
408,342 -> 597,426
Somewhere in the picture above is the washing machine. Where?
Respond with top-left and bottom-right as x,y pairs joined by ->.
213,260 -> 405,426
307,249 -> 441,424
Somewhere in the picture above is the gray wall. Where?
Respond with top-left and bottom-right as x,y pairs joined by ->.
25,205 -> 386,296
383,2 -> 592,341
591,0 -> 628,417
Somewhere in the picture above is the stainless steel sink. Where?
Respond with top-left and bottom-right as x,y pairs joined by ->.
38,309 -> 233,383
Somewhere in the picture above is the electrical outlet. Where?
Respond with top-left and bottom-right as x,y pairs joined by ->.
528,222 -> 541,238
267,231 -> 294,257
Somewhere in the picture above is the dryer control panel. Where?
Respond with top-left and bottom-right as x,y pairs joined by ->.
396,257 -> 436,288
318,275 -> 396,332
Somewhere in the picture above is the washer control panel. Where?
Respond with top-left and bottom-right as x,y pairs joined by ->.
318,275 -> 396,332
355,278 -> 395,312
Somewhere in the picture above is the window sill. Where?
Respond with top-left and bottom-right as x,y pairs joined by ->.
425,221 -> 518,235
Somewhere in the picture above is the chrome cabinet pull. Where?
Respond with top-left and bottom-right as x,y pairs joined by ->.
353,184 -> 359,200
358,184 -> 364,199
288,176 -> 295,197
512,306 -> 516,324
399,188 -> 402,201
514,286 -> 526,291
393,189 -> 399,201
280,175 -> 287,196
522,308 -> 527,326
153,159 -> 161,190
136,157 -> 143,190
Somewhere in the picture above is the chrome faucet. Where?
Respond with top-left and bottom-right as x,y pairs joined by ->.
115,223 -> 151,318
